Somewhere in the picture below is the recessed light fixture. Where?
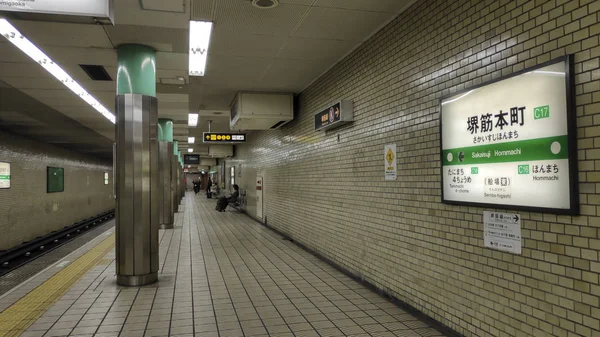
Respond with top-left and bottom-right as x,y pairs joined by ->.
252,0 -> 278,9
188,137 -> 195,144
188,148 -> 193,153
188,113 -> 198,126
0,19 -> 115,123
189,21 -> 213,76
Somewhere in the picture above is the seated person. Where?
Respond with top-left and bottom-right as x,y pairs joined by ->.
215,184 -> 239,212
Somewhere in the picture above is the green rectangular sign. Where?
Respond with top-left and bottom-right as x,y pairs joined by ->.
534,105 -> 550,119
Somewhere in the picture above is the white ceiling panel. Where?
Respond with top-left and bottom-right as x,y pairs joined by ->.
278,37 -> 358,61
0,63 -> 50,78
104,25 -> 188,53
115,0 -> 190,29
259,58 -> 328,91
10,20 -> 113,48
156,53 -> 189,70
203,56 -> 272,86
314,0 -> 414,13
293,7 -> 391,41
209,30 -> 288,58
215,0 -> 309,36
279,0 -> 315,5
1,77 -> 63,90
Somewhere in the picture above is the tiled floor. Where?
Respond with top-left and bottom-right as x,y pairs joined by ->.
5,192 -> 452,337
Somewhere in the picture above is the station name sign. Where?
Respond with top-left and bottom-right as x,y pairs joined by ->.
203,133 -> 246,143
0,0 -> 114,23
440,56 -> 578,214
314,100 -> 354,131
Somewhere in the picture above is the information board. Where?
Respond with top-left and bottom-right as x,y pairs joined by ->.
314,100 -> 354,131
483,211 -> 522,254
47,167 -> 64,193
0,162 -> 10,189
0,0 -> 113,23
441,56 -> 578,214
203,133 -> 246,143
183,154 -> 200,165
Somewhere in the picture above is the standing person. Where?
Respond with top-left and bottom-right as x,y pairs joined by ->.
193,178 -> 199,194
206,178 -> 213,199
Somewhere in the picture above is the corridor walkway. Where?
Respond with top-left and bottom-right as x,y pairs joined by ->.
3,193 -> 452,337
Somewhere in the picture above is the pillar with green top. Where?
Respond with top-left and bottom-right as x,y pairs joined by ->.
115,44 -> 159,287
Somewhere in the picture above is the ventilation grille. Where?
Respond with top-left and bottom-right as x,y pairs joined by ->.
270,120 -> 287,129
80,65 -> 112,81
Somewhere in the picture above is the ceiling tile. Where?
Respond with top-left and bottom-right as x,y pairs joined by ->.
215,0 -> 309,36
259,58 -> 327,92
191,0 -> 215,21
141,0 -> 186,12
104,25 -> 188,53
278,37 -> 358,61
314,0 -> 415,13
293,6 -> 392,41
10,20 -> 113,48
209,30 -> 288,58
115,0 -> 190,29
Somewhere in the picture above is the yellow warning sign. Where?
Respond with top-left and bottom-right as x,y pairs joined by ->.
385,144 -> 397,181
386,148 -> 394,166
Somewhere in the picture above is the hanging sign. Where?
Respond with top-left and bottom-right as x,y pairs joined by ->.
203,133 -> 246,143
0,162 -> 10,189
384,144 -> 397,180
483,211 -> 522,254
0,0 -> 114,23
314,100 -> 354,131
183,154 -> 200,165
441,56 -> 578,214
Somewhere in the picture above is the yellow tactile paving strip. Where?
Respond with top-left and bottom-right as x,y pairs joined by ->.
0,234 -> 115,337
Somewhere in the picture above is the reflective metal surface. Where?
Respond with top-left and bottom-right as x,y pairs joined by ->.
158,141 -> 174,229
117,273 -> 158,287
115,94 -> 159,286
172,155 -> 179,213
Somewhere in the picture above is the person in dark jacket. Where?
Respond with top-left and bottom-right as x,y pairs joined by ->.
215,184 -> 239,212
193,179 -> 200,194
206,178 -> 213,198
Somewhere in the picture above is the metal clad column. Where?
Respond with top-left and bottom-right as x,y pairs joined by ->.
158,119 -> 174,229
115,44 -> 159,286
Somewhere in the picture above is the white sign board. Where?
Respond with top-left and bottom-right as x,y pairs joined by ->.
0,162 -> 9,189
385,144 -> 397,180
0,0 -> 113,22
483,211 -> 522,254
441,57 -> 577,214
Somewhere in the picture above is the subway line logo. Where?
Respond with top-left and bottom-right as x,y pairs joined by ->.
518,165 -> 530,175
534,105 -> 550,120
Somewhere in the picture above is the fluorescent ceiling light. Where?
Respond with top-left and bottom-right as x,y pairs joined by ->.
188,113 -> 198,126
0,19 -> 115,124
441,90 -> 475,106
188,148 -> 193,153
189,21 -> 213,76
188,137 -> 195,144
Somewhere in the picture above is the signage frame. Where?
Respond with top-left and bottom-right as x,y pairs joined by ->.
314,100 -> 354,132
439,55 -> 579,215
0,0 -> 115,24
202,132 -> 246,144
183,154 -> 200,165
0,161 -> 10,189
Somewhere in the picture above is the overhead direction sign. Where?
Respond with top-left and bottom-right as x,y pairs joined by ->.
203,133 -> 246,143
314,100 -> 354,131
0,0 -> 114,23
